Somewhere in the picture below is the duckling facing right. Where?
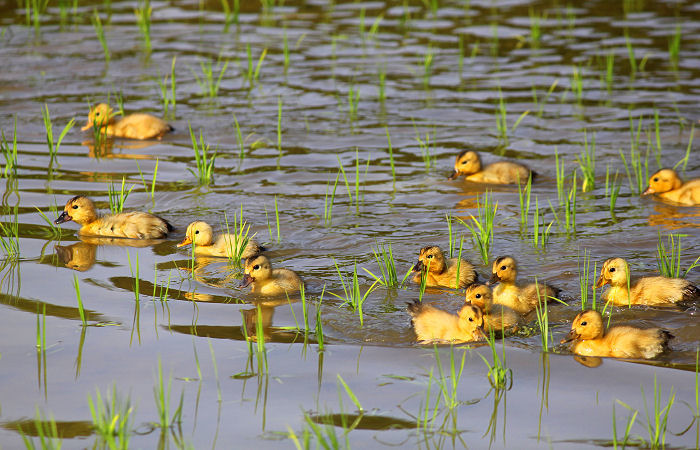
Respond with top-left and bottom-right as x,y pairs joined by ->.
81,103 -> 173,140
561,310 -> 672,359
447,150 -> 534,184
407,301 -> 485,343
464,284 -> 520,334
177,221 -> 263,260
488,256 -> 560,315
240,255 -> 303,296
411,245 -> 477,289
642,168 -> 700,206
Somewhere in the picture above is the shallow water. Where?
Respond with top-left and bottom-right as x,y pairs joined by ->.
0,0 -> 699,447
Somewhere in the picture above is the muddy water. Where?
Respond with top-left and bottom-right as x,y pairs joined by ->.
0,0 -> 699,447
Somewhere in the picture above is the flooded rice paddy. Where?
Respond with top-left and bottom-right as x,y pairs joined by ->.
0,0 -> 699,447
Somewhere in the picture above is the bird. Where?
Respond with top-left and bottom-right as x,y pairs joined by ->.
447,150 -> 534,184
642,168 -> 700,206
411,245 -> 477,289
177,221 -> 263,260
464,283 -> 520,334
81,103 -> 173,140
488,256 -> 560,315
54,196 -> 172,239
595,257 -> 699,306
561,310 -> 672,359
239,255 -> 303,296
407,300 -> 485,343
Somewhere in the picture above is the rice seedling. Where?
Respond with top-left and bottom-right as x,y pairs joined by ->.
323,170 -> 340,227
135,159 -> 159,204
107,176 -> 135,214
578,249 -> 597,310
619,116 -> 649,194
263,197 -> 282,244
331,259 -> 380,326
208,339 -> 222,403
529,7 -> 542,49
73,275 -> 87,326
496,88 -> 508,143
156,56 -> 177,116
347,83 -> 359,123
412,123 -> 435,172
127,251 -> 140,302
536,79 -> 558,118
577,131 -> 596,192
624,28 -> 637,79
1,117 -> 18,178
550,170 -> 577,236
188,123 -> 216,185
641,376 -> 675,449
533,197 -> 553,249
455,191 -> 497,264
19,409 -> 62,450
668,23 -> 681,71
277,96 -> 282,158
24,0 -> 47,37
656,232 -> 700,279
315,286 -> 325,351
87,385 -> 134,449
220,0 -> 239,31
478,329 -> 512,390
604,50 -> 614,95
92,9 -> 110,64
192,58 -> 229,98
612,401 -> 639,450
384,127 -> 395,182
362,241 -> 412,288
152,359 -> 184,429
254,305 -> 268,374
605,166 -> 621,218
135,0 -> 152,53
673,123 -> 693,172
534,282 -> 552,351
423,46 -> 433,88
0,205 -> 20,260
337,375 -> 363,412
35,206 -> 62,240
336,150 -> 370,215
433,345 -> 467,410
517,174 -> 532,231
41,104 -> 75,161
222,207 -> 253,268
417,259 -> 430,303
378,65 -> 386,103
245,44 -> 268,86
152,267 -> 171,302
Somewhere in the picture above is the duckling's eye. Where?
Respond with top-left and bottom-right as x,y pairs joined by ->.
72,205 -> 78,209
468,317 -> 474,322
195,230 -> 199,234
475,293 -> 481,298
653,177 -> 658,182
427,255 -> 433,259
609,267 -> 615,272
253,264 -> 260,270
581,321 -> 587,326
500,265 -> 506,270
461,161 -> 467,165
95,112 -> 100,116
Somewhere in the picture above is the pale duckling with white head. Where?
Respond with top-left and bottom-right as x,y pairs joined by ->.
464,283 -> 520,334
177,221 -> 263,260
488,256 -> 560,315
561,310 -> 672,359
595,257 -> 698,307
407,300 -> 485,343
54,196 -> 172,239
82,103 -> 173,140
240,255 -> 303,296
642,168 -> 700,206
411,245 -> 477,289
448,150 -> 534,184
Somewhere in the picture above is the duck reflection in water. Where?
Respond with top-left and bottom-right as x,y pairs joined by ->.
81,138 -> 162,159
646,202 -> 700,230
55,237 -> 162,272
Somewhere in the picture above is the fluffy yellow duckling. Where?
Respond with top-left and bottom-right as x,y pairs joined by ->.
488,256 -> 560,315
54,196 -> 172,239
411,245 -> 477,289
407,301 -> 485,343
447,150 -> 534,184
81,103 -> 173,140
595,257 -> 698,306
561,310 -> 672,359
177,221 -> 263,259
642,168 -> 700,206
464,284 -> 520,333
240,255 -> 303,296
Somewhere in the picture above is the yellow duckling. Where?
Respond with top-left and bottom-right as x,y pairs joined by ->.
488,256 -> 560,315
561,310 -> 672,359
240,255 -> 303,296
642,168 -> 700,206
407,300 -> 485,343
177,221 -> 263,260
595,257 -> 698,306
54,196 -> 172,239
448,150 -> 534,184
81,103 -> 173,140
411,245 -> 477,289
464,283 -> 520,333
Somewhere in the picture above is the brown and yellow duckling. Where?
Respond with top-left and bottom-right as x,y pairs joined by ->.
464,283 -> 520,334
54,196 -> 172,239
488,256 -> 560,315
81,103 -> 173,140
177,221 -> 263,260
595,257 -> 699,307
561,310 -> 672,359
407,300 -> 485,343
240,255 -> 303,296
448,150 -> 534,184
642,168 -> 700,206
411,245 -> 477,289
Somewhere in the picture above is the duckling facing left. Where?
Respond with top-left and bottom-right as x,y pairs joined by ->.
81,103 -> 173,140
407,300 -> 485,343
464,283 -> 520,334
54,196 -> 172,239
561,310 -> 672,359
448,150 -> 534,184
642,168 -> 700,206
488,256 -> 560,315
411,245 -> 477,289
240,255 -> 303,296
177,221 -> 263,259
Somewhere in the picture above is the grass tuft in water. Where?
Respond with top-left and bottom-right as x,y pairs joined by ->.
19,408 -> 62,450
193,58 -> 229,98
188,124 -> 216,185
478,329 -> 512,390
362,241 -> 412,288
92,9 -> 110,64
0,205 -> 20,260
152,359 -> 184,429
1,117 -> 19,178
455,191 -> 497,264
108,176 -> 135,214
668,23 -> 681,71
88,385 -> 134,448
331,259 -> 380,327
656,232 -> 700,279
135,0 -> 152,53
156,56 -> 177,116
222,207 -> 253,268
41,104 -> 75,162
577,130 -> 596,192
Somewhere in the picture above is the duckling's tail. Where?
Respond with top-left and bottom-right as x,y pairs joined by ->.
660,329 -> 674,350
168,125 -> 175,132
530,170 -> 538,181
681,283 -> 699,302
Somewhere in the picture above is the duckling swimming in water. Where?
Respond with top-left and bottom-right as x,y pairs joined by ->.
81,103 -> 173,140
642,168 -> 700,206
240,255 -> 303,296
448,150 -> 534,184
464,283 -> 520,333
595,257 -> 699,306
411,245 -> 477,289
177,221 -> 263,260
407,300 -> 485,343
561,310 -> 672,359
488,256 -> 560,315
54,196 -> 172,239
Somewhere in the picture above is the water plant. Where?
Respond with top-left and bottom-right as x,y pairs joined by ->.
0,205 -> 20,260
135,159 -> 159,204
337,150 -> 370,216
605,166 -> 621,218
362,241 -> 412,288
612,401 -> 639,449
19,409 -> 62,450
152,359 -> 184,429
533,282 -> 552,351
277,96 -> 283,158
41,104 -> 75,161
413,125 -> 435,172
577,131 -> 596,192
433,345 -> 467,411
188,124 -> 216,185
455,191 -> 497,264
156,56 -> 177,116
529,7 -> 542,49
322,170 -> 340,227
423,45 -> 433,88
35,205 -> 62,240
245,44 -> 268,86
1,117 -> 18,178
135,0 -> 152,53
87,385 -> 134,449
108,176 -> 135,214
92,9 -> 110,64
517,174 -> 533,231
624,27 -> 637,79
550,170 -> 577,236
641,376 -> 675,449
674,123 -> 693,172
331,259 -> 380,326
478,329 -> 512,390
533,197 -> 553,250
668,23 -> 681,71
193,58 -> 229,98
578,249 -> 597,311
315,286 -> 325,351
222,207 -> 253,268
656,232 -> 700,279
73,275 -> 87,326
347,83 -> 359,123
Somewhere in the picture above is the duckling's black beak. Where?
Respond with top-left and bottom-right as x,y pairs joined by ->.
594,274 -> 607,289
239,273 -> 254,289
411,260 -> 424,273
447,170 -> 459,180
487,273 -> 500,285
54,211 -> 72,224
560,330 -> 579,344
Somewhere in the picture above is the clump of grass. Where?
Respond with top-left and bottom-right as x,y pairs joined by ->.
88,385 -> 134,449
549,170 -> 577,236
156,56 -> 177,116
91,9 -> 110,64
188,124 -> 216,185
1,117 -> 19,178
411,120 -> 436,172
263,196 -> 281,244
433,345 -> 467,410
0,205 -> 20,260
529,7 -> 543,49
152,359 -> 184,429
612,401 -> 639,449
668,23 -> 681,71
532,197 -> 553,250
605,166 -> 621,219
517,174 -> 533,232
220,0 -> 240,31
331,259 -> 380,326
35,205 -> 62,240
135,159 -> 159,204
656,232 -> 700,279
362,241 -> 412,287
19,409 -> 62,450
533,281 -> 552,351
337,150 -> 370,216
135,0 -> 152,53
192,58 -> 229,98
619,115 -> 650,195
455,191 -> 497,264
478,329 -> 512,390
108,176 -> 135,214
222,207 -> 253,268
322,170 -> 340,227
578,249 -> 597,310
577,130 -> 596,192
41,104 -> 75,162
245,44 -> 268,87
641,376 -> 675,449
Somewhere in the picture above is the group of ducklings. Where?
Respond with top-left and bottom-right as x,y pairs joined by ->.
55,104 -> 700,363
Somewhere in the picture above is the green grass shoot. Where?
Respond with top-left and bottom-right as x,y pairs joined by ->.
188,123 -> 216,185
135,0 -> 152,53
455,191 -> 497,264
577,130 -> 596,192
323,170 -> 340,227
578,249 -> 597,311
73,275 -> 87,326
656,232 -> 700,278
478,328 -> 512,390
92,9 -> 110,64
41,104 -> 75,161
222,206 -> 252,268
87,385 -> 134,448
331,259 -> 380,326
1,117 -> 19,178
152,359 -> 184,429
108,176 -> 135,214
135,158 -> 159,204
156,56 -> 177,116
362,241 -> 412,287
193,58 -> 229,98
0,206 -> 20,259
517,174 -> 532,231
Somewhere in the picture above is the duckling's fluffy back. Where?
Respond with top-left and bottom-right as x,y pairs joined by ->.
87,211 -> 173,239
112,114 -> 173,140
575,326 -> 672,359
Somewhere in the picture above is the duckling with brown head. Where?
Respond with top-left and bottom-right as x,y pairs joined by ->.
411,245 -> 477,289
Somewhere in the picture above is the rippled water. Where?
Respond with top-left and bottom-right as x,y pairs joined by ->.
0,0 -> 699,448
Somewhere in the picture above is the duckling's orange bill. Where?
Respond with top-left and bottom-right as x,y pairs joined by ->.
54,211 -> 72,224
594,272 -> 608,288
239,274 -> 254,288
177,236 -> 192,247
